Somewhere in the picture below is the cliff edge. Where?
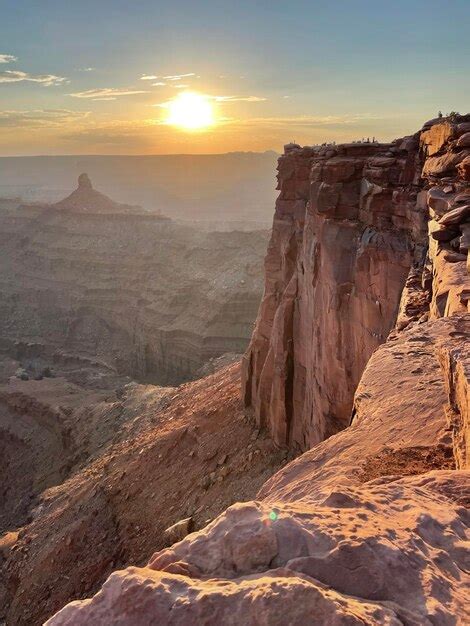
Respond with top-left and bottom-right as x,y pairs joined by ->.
242,118 -> 469,450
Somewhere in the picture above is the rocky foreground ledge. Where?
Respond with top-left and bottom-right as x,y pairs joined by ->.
47,116 -> 469,625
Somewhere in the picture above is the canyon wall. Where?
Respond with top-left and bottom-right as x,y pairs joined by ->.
0,176 -> 268,384
242,118 -> 469,450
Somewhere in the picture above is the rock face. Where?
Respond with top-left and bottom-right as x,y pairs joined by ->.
46,115 -> 469,626
0,175 -> 268,384
242,116 -> 470,450
242,139 -> 426,449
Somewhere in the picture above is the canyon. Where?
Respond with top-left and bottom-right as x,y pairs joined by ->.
0,174 -> 268,385
0,114 -> 469,625
0,174 -> 270,623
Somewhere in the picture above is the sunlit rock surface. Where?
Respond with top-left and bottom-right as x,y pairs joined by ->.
242,115 -> 470,450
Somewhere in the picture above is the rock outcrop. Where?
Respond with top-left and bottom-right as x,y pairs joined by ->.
52,173 -> 142,214
0,175 -> 268,384
242,117 -> 469,450
46,115 -> 469,626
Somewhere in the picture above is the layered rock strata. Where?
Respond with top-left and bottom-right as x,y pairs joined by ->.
0,175 -> 268,385
242,117 -> 470,450
47,115 -> 469,625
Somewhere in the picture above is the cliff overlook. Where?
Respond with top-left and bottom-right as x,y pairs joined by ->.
43,115 -> 469,626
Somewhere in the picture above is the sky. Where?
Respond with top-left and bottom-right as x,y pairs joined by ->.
0,0 -> 469,155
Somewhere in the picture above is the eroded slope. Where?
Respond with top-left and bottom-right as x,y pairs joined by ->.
0,363 -> 286,625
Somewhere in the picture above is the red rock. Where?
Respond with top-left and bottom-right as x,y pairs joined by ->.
47,566 -> 410,625
420,120 -> 453,155
457,132 -> 470,148
456,122 -> 470,135
458,155 -> 470,181
439,204 -> 470,226
454,190 -> 470,205
163,517 -> 193,546
22,116 -> 470,626
427,186 -> 452,216
422,151 -> 464,177
242,140 -> 425,449
430,223 -> 458,241
47,313 -> 470,625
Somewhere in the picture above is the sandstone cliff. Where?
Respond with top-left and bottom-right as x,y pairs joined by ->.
242,118 -> 469,450
44,115 -> 469,625
0,175 -> 268,384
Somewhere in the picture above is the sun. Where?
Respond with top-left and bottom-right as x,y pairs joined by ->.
166,92 -> 215,130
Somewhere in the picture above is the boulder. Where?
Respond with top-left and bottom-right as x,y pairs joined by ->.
457,132 -> 470,148
458,155 -> 470,181
421,116 -> 442,130
420,121 -> 453,155
284,143 -> 301,153
422,152 -> 463,177
454,190 -> 470,205
427,187 -> 452,215
456,122 -> 470,136
460,223 -> 470,251
163,517 -> 193,546
439,204 -> 470,226
430,222 -> 459,241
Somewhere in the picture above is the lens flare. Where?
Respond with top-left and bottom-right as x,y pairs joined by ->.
166,92 -> 214,130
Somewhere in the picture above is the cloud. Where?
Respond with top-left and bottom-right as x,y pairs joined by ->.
0,70 -> 67,86
140,76 -> 168,86
0,54 -> 17,64
214,95 -> 267,102
227,114 -> 384,128
154,93 -> 267,108
163,73 -> 195,81
78,67 -> 95,72
142,72 -> 196,83
0,109 -> 90,128
69,87 -> 149,101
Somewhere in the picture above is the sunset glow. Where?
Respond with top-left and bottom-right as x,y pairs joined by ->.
166,92 -> 215,130
0,2 -> 468,155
